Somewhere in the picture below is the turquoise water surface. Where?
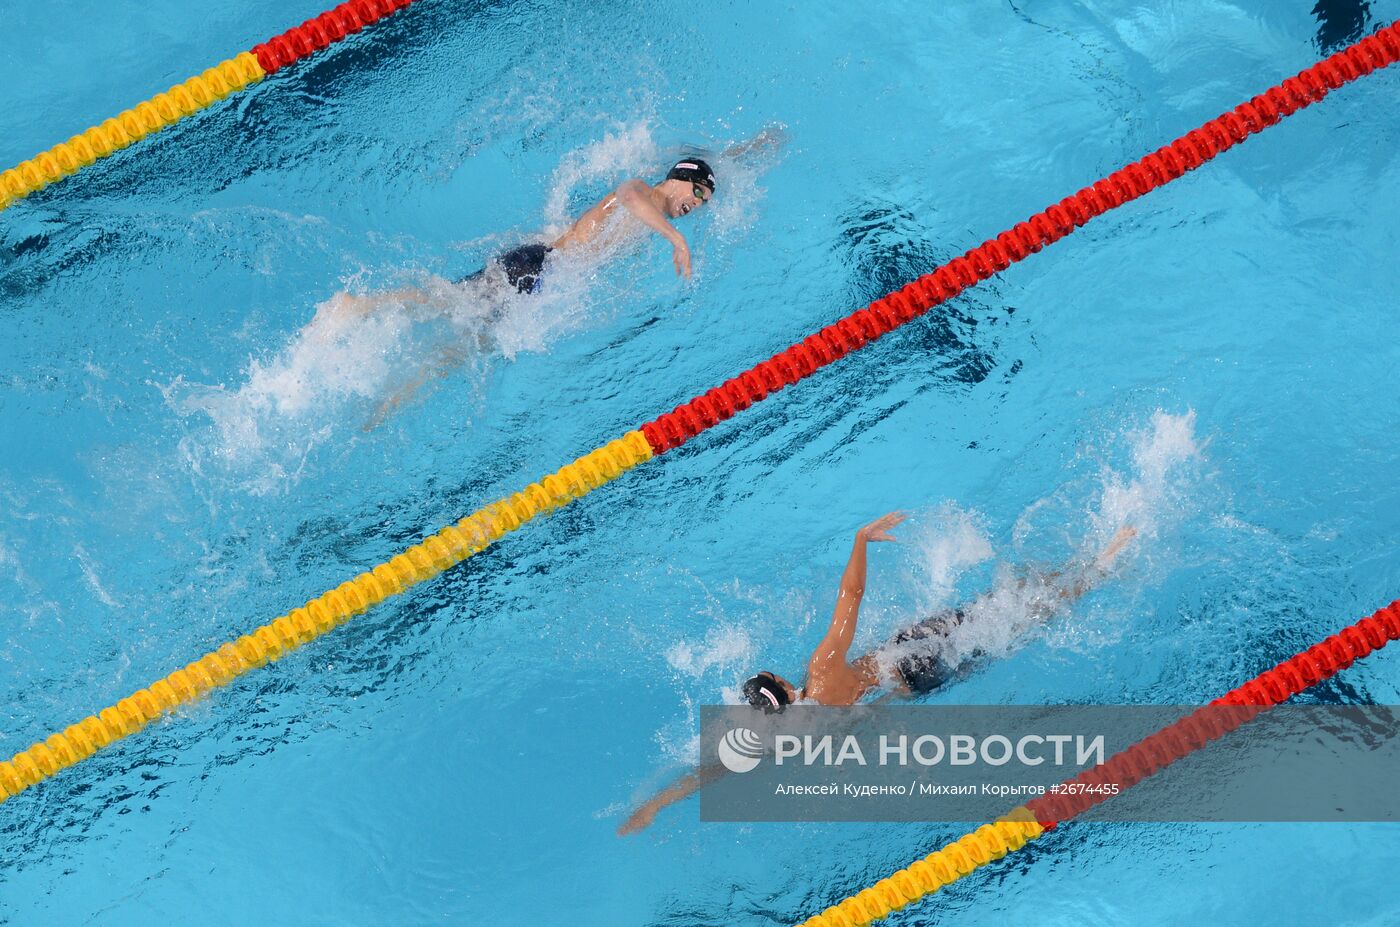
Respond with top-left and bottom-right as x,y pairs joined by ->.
2,1 -> 1399,924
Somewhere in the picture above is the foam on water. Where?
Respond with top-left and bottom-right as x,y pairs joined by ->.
165,279 -> 488,494
542,123 -> 661,231
1086,409 -> 1205,545
665,625 -> 757,679
903,506 -> 997,625
660,604 -> 768,765
165,124 -> 782,495
875,410 -> 1206,687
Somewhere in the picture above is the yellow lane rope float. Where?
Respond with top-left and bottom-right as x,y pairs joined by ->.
794,813 -> 1045,927
0,0 -> 417,210
0,432 -> 651,804
0,54 -> 264,210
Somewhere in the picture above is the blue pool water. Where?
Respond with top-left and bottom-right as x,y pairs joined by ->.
3,0 -> 1400,923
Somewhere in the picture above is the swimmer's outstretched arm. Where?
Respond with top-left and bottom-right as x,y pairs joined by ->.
617,762 -> 728,835
1034,525 -> 1138,604
720,123 -> 788,159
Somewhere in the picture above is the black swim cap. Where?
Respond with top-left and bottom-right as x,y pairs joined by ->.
666,158 -> 716,192
742,672 -> 790,713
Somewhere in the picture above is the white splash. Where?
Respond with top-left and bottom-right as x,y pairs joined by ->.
905,506 -> 995,619
74,543 -> 121,609
543,123 -> 660,231
665,625 -> 757,680
876,410 -> 1204,691
1086,409 -> 1204,546
166,278 -> 504,494
704,123 -> 787,241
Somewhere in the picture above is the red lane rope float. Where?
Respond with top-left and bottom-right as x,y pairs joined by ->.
640,21 -> 1400,457
796,598 -> 1400,926
1028,597 -> 1400,828
252,0 -> 416,74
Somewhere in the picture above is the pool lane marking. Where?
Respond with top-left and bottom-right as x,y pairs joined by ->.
1,20 -> 1395,808
795,599 -> 1400,927
640,21 -> 1400,456
0,432 -> 652,805
0,0 -> 416,211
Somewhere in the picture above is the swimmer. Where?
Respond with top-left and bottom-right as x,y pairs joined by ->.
344,126 -> 787,426
617,512 -> 1136,834
463,156 -> 718,294
352,157 -> 716,428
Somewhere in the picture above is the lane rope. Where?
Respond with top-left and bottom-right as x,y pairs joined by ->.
0,0 -> 416,211
640,22 -> 1400,455
794,599 -> 1400,927
0,432 -> 651,805
2,23 -> 1395,808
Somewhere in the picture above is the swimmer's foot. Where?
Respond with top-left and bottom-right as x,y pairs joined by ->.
315,289 -> 443,330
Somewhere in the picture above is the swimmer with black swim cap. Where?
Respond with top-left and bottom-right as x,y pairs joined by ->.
618,512 -> 1137,834
548,156 -> 717,280
741,670 -> 795,713
459,156 -> 717,294
662,159 -> 717,215
346,128 -> 784,428
357,148 -> 728,314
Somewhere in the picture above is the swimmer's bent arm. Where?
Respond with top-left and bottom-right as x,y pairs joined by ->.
617,762 -> 728,835
551,180 -> 691,276
613,179 -> 692,277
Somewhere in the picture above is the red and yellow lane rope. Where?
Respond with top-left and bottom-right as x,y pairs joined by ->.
0,0 -> 416,211
795,599 -> 1400,927
2,23 -> 1397,808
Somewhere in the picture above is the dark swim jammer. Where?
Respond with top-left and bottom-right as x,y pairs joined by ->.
888,608 -> 966,694
498,243 -> 551,293
458,243 -> 553,294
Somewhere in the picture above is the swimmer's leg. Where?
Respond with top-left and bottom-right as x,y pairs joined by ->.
363,342 -> 470,431
316,282 -> 466,328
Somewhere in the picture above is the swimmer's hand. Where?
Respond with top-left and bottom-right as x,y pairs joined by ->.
617,766 -> 721,835
1047,525 -> 1138,603
617,800 -> 662,836
722,123 -> 789,159
858,511 -> 906,543
671,237 -> 692,278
